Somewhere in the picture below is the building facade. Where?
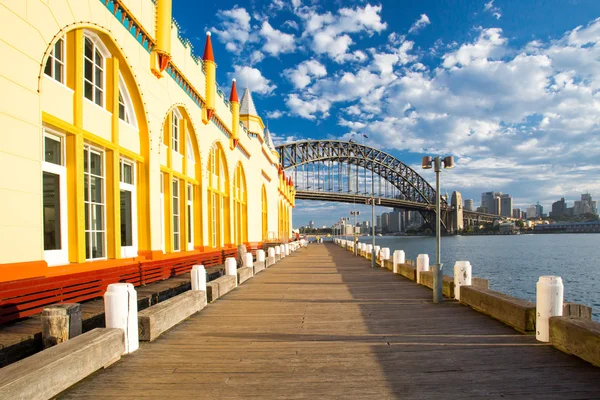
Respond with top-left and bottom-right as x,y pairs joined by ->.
464,199 -> 474,212
0,0 -> 294,284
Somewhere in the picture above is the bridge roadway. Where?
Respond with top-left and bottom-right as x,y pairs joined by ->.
61,244 -> 600,399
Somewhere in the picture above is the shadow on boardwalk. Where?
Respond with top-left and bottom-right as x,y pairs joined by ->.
60,243 -> 600,399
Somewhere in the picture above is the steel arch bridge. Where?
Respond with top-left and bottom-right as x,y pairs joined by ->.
276,140 -> 449,228
276,140 -> 498,232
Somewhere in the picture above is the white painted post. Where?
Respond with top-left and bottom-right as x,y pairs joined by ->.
285,244 -> 290,255
244,253 -> 253,269
536,276 -> 564,342
268,247 -> 275,258
416,254 -> 430,284
104,283 -> 139,354
374,246 -> 380,263
280,245 -> 286,257
191,265 -> 207,292
380,248 -> 390,267
275,246 -> 281,257
257,250 -> 265,263
366,244 -> 372,259
393,250 -> 405,274
453,261 -> 472,301
225,257 -> 238,287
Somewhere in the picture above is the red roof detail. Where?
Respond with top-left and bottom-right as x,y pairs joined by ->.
230,79 -> 239,102
203,32 -> 214,62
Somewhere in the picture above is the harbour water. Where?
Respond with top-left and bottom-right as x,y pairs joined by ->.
356,234 -> 600,321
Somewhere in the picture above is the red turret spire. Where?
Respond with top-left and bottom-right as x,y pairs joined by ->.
230,78 -> 239,102
203,31 -> 214,61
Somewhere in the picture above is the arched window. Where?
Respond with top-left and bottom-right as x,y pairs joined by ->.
208,143 -> 229,248
261,186 -> 268,241
40,28 -> 149,265
160,107 -> 201,253
233,163 -> 247,245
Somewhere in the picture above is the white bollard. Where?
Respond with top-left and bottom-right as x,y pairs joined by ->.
536,276 -> 564,342
275,246 -> 281,256
280,245 -> 286,257
453,261 -> 472,301
285,244 -> 290,256
416,254 -> 430,284
244,253 -> 253,268
104,283 -> 139,354
191,265 -> 207,292
257,250 -> 265,263
268,247 -> 275,258
381,248 -> 390,260
366,244 -> 373,258
374,246 -> 380,262
393,250 -> 405,274
225,257 -> 238,287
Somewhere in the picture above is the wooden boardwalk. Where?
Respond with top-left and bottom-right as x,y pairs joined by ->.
61,243 -> 600,399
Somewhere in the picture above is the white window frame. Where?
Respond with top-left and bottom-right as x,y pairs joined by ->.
160,173 -> 165,253
172,178 -> 180,252
211,192 -> 217,248
83,31 -> 110,108
172,109 -> 182,152
84,143 -> 107,261
119,158 -> 137,258
118,75 -> 137,128
186,134 -> 195,163
44,36 -> 66,84
187,184 -> 194,251
43,129 -> 69,266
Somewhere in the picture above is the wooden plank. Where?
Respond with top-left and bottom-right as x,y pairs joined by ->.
59,244 -> 600,399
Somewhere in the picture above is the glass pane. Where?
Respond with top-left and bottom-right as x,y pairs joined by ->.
173,198 -> 179,215
92,204 -> 104,230
44,136 -> 61,165
43,172 -> 61,250
120,190 -> 133,247
94,66 -> 102,87
90,151 -> 102,175
54,39 -> 63,61
188,205 -> 192,241
173,233 -> 180,251
44,58 -> 52,77
85,37 -> 93,59
173,216 -> 179,233
84,176 -> 89,202
122,162 -> 133,184
54,61 -> 63,82
95,49 -> 103,67
84,58 -> 93,81
172,180 -> 178,195
91,176 -> 103,203
95,88 -> 103,106
92,231 -> 105,258
85,232 -> 91,259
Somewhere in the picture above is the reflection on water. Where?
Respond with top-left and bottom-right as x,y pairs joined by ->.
355,233 -> 600,321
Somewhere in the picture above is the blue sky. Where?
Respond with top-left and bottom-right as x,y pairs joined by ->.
173,0 -> 600,227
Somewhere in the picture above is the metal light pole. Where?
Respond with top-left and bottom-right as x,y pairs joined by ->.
350,211 -> 359,255
366,196 -> 380,268
422,155 -> 454,304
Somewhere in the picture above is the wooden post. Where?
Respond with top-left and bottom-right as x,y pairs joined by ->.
41,303 -> 82,349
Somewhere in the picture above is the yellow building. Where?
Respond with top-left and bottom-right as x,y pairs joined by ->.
0,0 -> 295,294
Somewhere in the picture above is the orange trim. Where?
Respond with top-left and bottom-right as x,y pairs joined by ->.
0,260 -> 47,283
261,170 -> 272,182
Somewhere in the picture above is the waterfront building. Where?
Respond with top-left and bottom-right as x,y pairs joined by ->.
0,0 -> 294,284
572,193 -> 597,216
534,220 -> 600,234
481,191 -> 502,215
388,210 -> 402,233
493,197 -> 502,216
464,199 -> 474,212
512,208 -> 522,219
500,194 -> 512,218
526,205 -> 538,219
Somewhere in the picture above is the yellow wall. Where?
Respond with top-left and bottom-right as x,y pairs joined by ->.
0,0 -> 291,275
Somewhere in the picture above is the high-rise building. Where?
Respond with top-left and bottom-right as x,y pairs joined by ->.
512,208 -> 522,219
536,203 -> 543,218
500,194 -> 512,217
526,205 -> 537,219
388,210 -> 402,233
381,213 -> 389,233
493,197 -> 502,216
309,220 -> 315,229
550,198 -> 567,218
572,193 -> 597,216
376,215 -> 381,228
464,199 -> 474,212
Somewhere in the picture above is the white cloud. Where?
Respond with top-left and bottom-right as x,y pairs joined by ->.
232,65 -> 277,95
284,20 -> 300,30
211,7 -> 255,52
408,14 -> 431,34
249,50 -> 265,65
284,60 -> 327,89
286,94 -> 331,120
484,0 -> 502,20
267,110 -> 284,119
260,21 -> 296,56
299,4 -> 387,62
442,28 -> 507,68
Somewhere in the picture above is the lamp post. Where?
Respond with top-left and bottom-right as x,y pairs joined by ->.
350,211 -> 360,255
422,155 -> 455,304
366,197 -> 381,268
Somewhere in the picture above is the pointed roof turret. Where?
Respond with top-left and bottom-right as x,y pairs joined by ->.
264,126 -> 276,150
203,31 -> 214,62
240,88 -> 258,116
230,78 -> 239,103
